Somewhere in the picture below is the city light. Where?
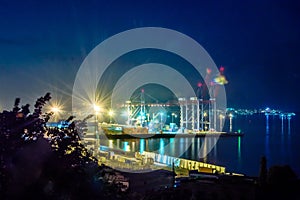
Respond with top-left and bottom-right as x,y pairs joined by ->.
93,104 -> 101,113
51,106 -> 61,114
229,113 -> 233,132
171,112 -> 177,123
108,109 -> 114,123
46,100 -> 64,122
219,114 -> 225,132
108,109 -> 114,116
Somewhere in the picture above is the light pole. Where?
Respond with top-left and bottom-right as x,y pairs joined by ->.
219,114 -> 225,132
93,104 -> 101,147
171,113 -> 175,123
108,109 -> 114,124
229,113 -> 233,132
203,112 -> 208,131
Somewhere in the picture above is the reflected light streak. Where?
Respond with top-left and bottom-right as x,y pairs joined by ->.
116,139 -> 120,149
179,138 -> 184,156
213,137 -> 217,158
123,141 -> 128,151
159,138 -> 164,155
191,138 -> 195,159
265,124 -> 270,159
238,136 -> 241,161
266,114 -> 269,131
288,116 -> 291,135
108,140 -> 113,148
132,141 -> 135,152
203,139 -> 208,163
140,139 -> 145,154
169,138 -> 175,155
281,115 -> 284,133
287,129 -> 291,161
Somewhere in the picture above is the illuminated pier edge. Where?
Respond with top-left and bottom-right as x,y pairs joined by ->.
142,151 -> 226,174
94,145 -> 226,174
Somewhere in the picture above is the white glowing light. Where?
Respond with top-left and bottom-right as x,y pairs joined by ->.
93,104 -> 101,112
108,110 -> 114,116
51,106 -> 61,113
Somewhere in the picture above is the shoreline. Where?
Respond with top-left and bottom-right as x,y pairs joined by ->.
102,132 -> 244,139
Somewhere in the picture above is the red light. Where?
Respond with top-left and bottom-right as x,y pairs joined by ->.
197,82 -> 202,87
206,68 -> 211,74
141,89 -> 144,93
220,66 -> 225,72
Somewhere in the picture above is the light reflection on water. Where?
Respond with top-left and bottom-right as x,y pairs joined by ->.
140,139 -> 145,153
237,136 -> 241,168
101,136 -> 218,163
98,115 -> 299,176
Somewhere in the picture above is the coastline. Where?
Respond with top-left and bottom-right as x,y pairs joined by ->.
102,132 -> 244,139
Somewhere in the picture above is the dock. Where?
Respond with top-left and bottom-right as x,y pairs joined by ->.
102,132 -> 244,139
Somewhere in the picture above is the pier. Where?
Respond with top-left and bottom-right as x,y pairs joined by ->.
96,146 -> 226,175
103,132 -> 244,139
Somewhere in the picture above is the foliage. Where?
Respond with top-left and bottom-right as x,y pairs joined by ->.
0,93 -> 105,199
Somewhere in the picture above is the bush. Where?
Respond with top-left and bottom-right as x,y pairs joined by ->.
0,93 -> 104,199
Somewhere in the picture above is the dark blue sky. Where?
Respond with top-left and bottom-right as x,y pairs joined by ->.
0,0 -> 299,112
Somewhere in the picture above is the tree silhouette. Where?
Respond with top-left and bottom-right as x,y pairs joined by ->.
0,93 -> 107,199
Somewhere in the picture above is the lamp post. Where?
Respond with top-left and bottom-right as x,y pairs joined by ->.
229,113 -> 233,132
93,104 -> 101,148
108,109 -> 114,124
203,112 -> 208,131
219,114 -> 225,132
171,113 -> 175,123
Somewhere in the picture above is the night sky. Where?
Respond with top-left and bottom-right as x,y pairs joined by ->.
0,0 -> 300,112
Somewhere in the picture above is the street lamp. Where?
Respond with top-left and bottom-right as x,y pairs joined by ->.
93,104 -> 101,113
219,114 -> 225,132
203,112 -> 208,131
229,113 -> 233,132
93,104 -> 101,124
171,113 -> 175,123
93,104 -> 101,148
108,109 -> 114,124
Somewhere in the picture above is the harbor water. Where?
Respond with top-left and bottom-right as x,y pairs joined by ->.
100,114 -> 300,177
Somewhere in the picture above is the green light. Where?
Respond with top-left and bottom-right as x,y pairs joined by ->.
238,129 -> 241,133
238,136 -> 241,162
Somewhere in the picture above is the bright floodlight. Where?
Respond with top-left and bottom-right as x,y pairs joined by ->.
108,110 -> 114,116
93,104 -> 101,112
51,106 -> 61,114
